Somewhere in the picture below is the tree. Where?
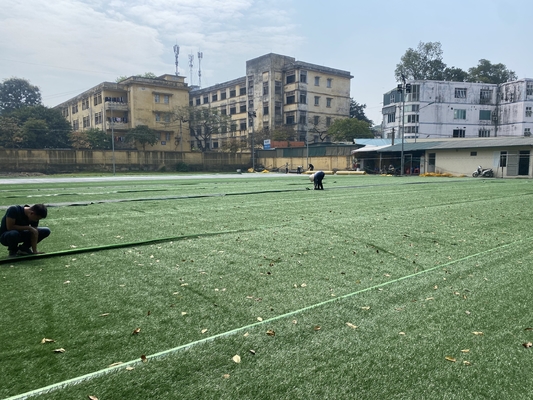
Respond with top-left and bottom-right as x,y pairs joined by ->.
443,66 -> 469,82
0,77 -> 42,114
467,59 -> 517,84
327,118 -> 373,142
308,118 -> 330,142
116,72 -> 158,83
177,106 -> 230,152
70,128 -> 111,150
271,125 -> 297,142
6,105 -> 71,148
349,99 -> 373,124
395,41 -> 446,81
126,125 -> 159,150
0,116 -> 23,148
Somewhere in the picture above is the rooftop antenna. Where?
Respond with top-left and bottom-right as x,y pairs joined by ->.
198,51 -> 203,88
173,44 -> 180,76
188,53 -> 194,86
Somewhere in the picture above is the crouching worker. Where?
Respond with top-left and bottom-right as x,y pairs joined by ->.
309,171 -> 325,190
0,204 -> 50,257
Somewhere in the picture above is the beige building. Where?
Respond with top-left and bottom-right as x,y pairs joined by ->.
189,53 -> 353,150
55,74 -> 190,151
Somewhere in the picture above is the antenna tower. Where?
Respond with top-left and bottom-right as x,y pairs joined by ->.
188,54 -> 194,86
173,44 -> 180,76
197,51 -> 203,88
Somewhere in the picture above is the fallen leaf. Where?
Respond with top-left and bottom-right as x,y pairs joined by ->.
108,362 -> 123,367
525,328 -> 533,331
523,342 -> 533,348
399,332 -> 406,336
361,306 -> 370,310
461,349 -> 470,353
232,355 -> 241,363
181,312 -> 187,316
147,311 -> 151,316
243,332 -> 249,337
292,320 -> 298,324
445,356 -> 456,362
314,326 -> 321,331
223,374 -> 230,379
266,329 -> 275,336
463,361 -> 472,366
249,349 -> 256,355
40,338 -> 55,344
64,280 -> 71,284
472,331 -> 484,336
346,323 -> 357,329
141,355 -> 147,362
132,328 -> 141,335
99,313 -> 110,317
201,329 -> 208,334
126,366 -> 135,371
300,283 -> 307,288
70,245 -> 77,249
53,348 -> 66,353
257,317 -> 263,322
88,396 -> 98,400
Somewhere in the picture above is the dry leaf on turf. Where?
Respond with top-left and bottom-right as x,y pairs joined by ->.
201,329 -> 208,334
266,329 -> 275,336
223,374 -> 230,379
463,361 -> 472,366
314,325 -> 321,331
525,328 -> 533,331
249,350 -> 256,355
461,349 -> 470,353
472,331 -> 484,336
361,306 -> 370,310
445,356 -> 456,362
99,313 -> 109,317
523,342 -> 533,348
346,322 -> 357,329
40,338 -> 55,344
126,366 -> 135,371
132,328 -> 141,335
53,348 -> 65,353
108,362 -> 123,367
257,317 -> 263,322
232,355 -> 241,363
88,396 -> 98,400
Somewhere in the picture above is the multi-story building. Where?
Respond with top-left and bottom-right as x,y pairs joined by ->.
189,53 -> 352,150
382,78 -> 533,140
55,74 -> 190,151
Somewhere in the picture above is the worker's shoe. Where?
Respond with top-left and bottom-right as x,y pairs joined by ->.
17,246 -> 33,256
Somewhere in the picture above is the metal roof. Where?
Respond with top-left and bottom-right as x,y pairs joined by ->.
377,138 -> 533,153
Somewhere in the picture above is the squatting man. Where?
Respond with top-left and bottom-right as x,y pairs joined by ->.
0,204 -> 51,257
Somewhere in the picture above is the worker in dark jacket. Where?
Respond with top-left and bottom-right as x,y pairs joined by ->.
309,171 -> 325,190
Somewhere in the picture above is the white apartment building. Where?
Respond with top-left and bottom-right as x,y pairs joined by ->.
382,78 -> 533,140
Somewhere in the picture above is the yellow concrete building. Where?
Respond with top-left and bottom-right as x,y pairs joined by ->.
190,53 -> 353,150
55,74 -> 190,151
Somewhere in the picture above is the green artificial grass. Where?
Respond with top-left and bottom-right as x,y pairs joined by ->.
2,175 -> 533,399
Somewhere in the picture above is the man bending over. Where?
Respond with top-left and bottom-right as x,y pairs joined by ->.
0,204 -> 51,257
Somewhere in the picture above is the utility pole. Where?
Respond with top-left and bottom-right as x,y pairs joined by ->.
248,111 -> 256,171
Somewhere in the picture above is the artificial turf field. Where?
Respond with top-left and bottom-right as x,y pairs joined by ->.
1,173 -> 533,399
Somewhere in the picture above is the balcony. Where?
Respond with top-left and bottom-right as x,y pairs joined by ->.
106,121 -> 129,130
105,101 -> 129,111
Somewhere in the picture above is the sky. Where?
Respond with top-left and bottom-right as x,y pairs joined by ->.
1,0 -> 531,125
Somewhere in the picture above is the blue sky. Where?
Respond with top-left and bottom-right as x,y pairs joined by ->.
1,0 -> 531,124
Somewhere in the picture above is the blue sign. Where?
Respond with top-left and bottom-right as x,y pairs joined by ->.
264,139 -> 271,150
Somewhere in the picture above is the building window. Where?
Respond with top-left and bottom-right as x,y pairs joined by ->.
478,129 -> 490,137
452,129 -> 465,138
454,109 -> 466,119
221,108 -> 227,115
240,87 -> 246,96
154,94 -> 160,103
240,121 -> 247,131
263,82 -> 269,95
72,104 -> 78,114
286,74 -> 295,84
155,113 -> 161,122
230,89 -> 236,98
275,102 -> 281,115
327,78 -> 332,88
83,116 -> 90,128
300,92 -> 307,104
93,93 -> 102,106
263,103 -> 269,115
164,113 -> 170,123
455,88 -> 467,98
240,104 -> 246,113
470,152 -> 477,156
230,124 -> 237,132
480,89 -> 492,102
300,72 -> 307,83
479,110 -> 491,120
163,95 -> 169,104
275,81 -> 282,94
326,98 -> 332,108
409,85 -> 420,102
326,117 -> 331,127
212,93 -> 218,102
203,96 -> 209,104
221,126 -> 227,134
195,98 -> 201,105
221,91 -> 227,100
72,120 -> 79,130
526,107 -> 532,117
286,92 -> 295,104
387,113 -> 396,123
406,114 -> 419,123
94,112 -> 102,125
314,76 -> 320,86
230,107 -> 236,115
390,93 -> 395,103
527,83 -> 533,96
500,151 -> 507,167
82,98 -> 89,110
249,99 -> 254,108
299,112 -> 306,125
525,128 -> 532,137
286,114 -> 295,125
314,96 -> 320,106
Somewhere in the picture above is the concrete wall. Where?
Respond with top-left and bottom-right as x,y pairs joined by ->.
0,149 -> 251,173
257,155 -> 351,172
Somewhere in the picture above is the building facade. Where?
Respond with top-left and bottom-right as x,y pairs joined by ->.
55,75 -> 191,151
382,78 -> 533,140
189,53 -> 353,150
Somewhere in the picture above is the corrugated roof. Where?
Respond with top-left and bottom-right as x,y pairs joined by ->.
377,138 -> 533,153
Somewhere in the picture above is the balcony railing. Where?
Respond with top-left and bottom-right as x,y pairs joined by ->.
105,101 -> 129,111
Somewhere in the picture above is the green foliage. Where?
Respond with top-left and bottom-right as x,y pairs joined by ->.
175,161 -> 189,172
395,41 -> 446,81
467,59 -> 517,84
0,116 -> 23,148
4,105 -> 71,148
443,66 -> 469,82
126,125 -> 159,150
116,72 -> 158,83
271,125 -> 296,141
69,128 -> 111,150
349,98 -> 372,124
327,117 -> 373,141
0,77 -> 42,114
178,106 -> 231,152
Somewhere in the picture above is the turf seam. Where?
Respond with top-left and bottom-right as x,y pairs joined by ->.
2,236 -> 525,400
